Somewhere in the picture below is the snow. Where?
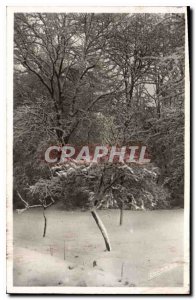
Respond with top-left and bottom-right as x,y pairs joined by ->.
13,208 -> 184,287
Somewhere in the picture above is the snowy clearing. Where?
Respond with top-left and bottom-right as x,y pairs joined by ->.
13,209 -> 184,287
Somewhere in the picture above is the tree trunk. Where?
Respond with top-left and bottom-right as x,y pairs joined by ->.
91,209 -> 111,251
119,202 -> 124,226
43,208 -> 47,238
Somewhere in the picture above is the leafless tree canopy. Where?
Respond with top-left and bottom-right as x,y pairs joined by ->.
14,13 -> 185,210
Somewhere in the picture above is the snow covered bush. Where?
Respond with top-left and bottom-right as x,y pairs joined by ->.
27,161 -> 170,210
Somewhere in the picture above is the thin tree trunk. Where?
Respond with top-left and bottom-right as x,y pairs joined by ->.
43,208 -> 47,237
91,209 -> 111,251
120,202 -> 124,226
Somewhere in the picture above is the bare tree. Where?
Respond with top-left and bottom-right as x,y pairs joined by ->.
14,13 -> 120,144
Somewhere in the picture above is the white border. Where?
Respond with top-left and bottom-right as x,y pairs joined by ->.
6,6 -> 190,295
183,8 -> 190,293
7,6 -> 186,13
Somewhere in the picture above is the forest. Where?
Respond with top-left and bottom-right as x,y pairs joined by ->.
14,12 -> 185,216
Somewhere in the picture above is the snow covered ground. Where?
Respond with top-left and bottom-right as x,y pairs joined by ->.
13,208 -> 184,287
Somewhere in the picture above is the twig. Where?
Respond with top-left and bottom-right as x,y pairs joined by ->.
64,240 -> 65,260
121,262 -> 124,281
17,191 -> 29,207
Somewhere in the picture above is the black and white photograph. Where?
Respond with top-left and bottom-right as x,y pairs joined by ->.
6,6 -> 190,295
